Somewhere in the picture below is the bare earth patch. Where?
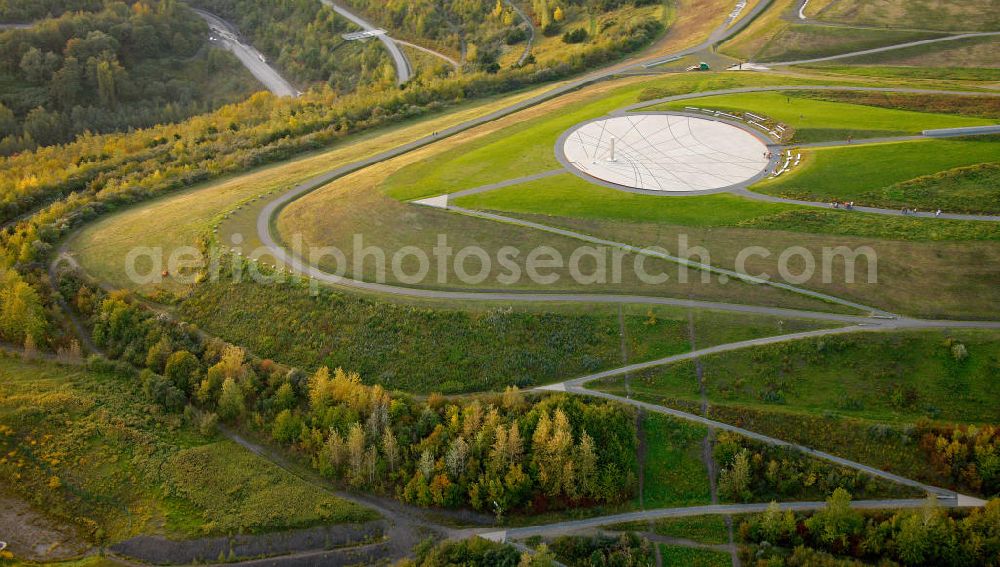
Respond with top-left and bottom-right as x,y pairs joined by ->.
0,495 -> 89,562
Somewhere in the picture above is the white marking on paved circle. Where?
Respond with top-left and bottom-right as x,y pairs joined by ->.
562,115 -> 770,192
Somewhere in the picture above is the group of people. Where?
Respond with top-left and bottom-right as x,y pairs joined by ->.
830,201 -> 945,217
901,208 -> 944,217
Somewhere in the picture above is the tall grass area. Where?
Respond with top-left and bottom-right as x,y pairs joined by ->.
593,329 -> 1000,496
756,137 -> 1000,214
0,355 -> 373,543
601,330 -> 1000,424
640,413 -> 711,508
176,275 -> 830,394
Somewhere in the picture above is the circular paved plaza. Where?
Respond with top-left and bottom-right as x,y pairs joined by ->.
560,114 -> 770,192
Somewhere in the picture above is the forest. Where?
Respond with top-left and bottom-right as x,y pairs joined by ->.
0,0 -> 104,21
188,0 -> 397,91
0,0 -> 257,154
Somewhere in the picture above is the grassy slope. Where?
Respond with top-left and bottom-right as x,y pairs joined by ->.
641,412 -> 711,508
718,0 -> 943,62
273,162 -> 841,312
813,0 -> 1000,32
592,329 -> 1000,493
66,84 -> 557,293
0,355 -> 372,543
659,545 -> 732,567
647,91 -> 994,142
597,329 -> 1000,425
755,137 -> 1000,213
454,169 -> 999,239
177,277 -> 836,394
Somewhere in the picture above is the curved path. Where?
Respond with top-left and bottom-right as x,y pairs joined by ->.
393,39 -> 460,69
321,0 -> 412,84
193,9 -> 299,98
505,0 -> 535,66
766,31 -> 1000,66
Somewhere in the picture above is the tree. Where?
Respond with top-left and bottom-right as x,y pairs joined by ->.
446,436 -> 469,479
22,106 -> 66,148
347,422 -> 366,486
272,409 -> 302,443
719,448 -> 751,501
273,382 -> 296,411
145,335 -> 172,373
502,385 -> 524,411
805,488 -> 863,550
382,428 -> 399,473
50,56 -> 84,109
164,350 -> 201,393
0,104 -> 16,139
576,430 -> 597,497
218,376 -> 245,420
0,273 -> 46,344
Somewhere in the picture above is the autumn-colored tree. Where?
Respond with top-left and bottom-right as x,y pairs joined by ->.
217,377 -> 245,420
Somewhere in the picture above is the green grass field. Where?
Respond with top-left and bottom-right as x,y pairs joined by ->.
454,171 -> 1000,241
654,516 -> 731,544
0,355 -> 373,544
756,137 -> 1000,213
659,545 -> 732,567
165,442 -> 371,535
594,329 -> 1000,425
645,91 -> 994,143
640,413 -> 711,508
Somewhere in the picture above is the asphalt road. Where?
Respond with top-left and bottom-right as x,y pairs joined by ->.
321,0 -> 412,84
192,9 -> 299,98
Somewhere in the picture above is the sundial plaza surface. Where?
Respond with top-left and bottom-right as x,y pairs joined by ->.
561,114 -> 770,193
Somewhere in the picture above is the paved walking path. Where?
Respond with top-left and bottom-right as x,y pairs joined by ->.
481,499 -> 941,542
766,32 -> 1000,66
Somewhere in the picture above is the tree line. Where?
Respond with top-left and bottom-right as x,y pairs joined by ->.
742,490 -> 1000,566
